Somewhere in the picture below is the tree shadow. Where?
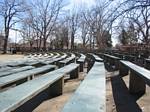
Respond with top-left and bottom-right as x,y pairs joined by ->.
111,75 -> 143,112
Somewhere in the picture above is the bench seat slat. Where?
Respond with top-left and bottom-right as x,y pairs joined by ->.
89,53 -> 103,62
0,66 -> 35,77
44,54 -> 67,64
104,54 -> 121,60
0,65 -> 56,88
61,62 -> 105,112
77,54 -> 86,62
59,54 -> 75,64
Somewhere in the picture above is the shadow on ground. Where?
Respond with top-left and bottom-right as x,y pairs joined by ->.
111,75 -> 143,112
104,62 -> 116,72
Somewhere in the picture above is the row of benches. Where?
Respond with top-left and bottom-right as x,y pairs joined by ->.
0,52 -> 105,112
0,63 -> 80,112
102,53 -> 150,97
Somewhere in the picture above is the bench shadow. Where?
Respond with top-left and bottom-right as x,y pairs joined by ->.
111,75 -> 142,112
104,62 -> 115,72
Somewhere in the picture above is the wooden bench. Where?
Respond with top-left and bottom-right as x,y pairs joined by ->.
0,63 -> 79,112
57,54 -> 76,68
145,59 -> 150,70
57,63 -> 79,79
0,66 -> 35,77
0,65 -> 56,89
119,60 -> 150,95
61,62 -> 105,112
113,53 -> 124,59
91,54 -> 103,62
0,60 -> 26,67
4,58 -> 32,67
77,54 -> 86,72
113,53 -> 136,61
24,61 -> 47,67
103,54 -> 121,70
0,67 -> 14,72
52,52 -> 61,59
43,53 -> 67,65
87,53 -> 103,72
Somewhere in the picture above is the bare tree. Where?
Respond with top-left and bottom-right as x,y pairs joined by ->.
79,15 -> 90,49
114,0 -> 150,45
53,20 -> 69,49
69,13 -> 79,50
82,0 -> 113,49
29,0 -> 64,51
0,0 -> 26,53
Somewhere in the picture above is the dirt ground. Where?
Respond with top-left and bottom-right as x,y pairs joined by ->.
0,54 -> 24,62
106,70 -> 150,112
33,72 -> 86,112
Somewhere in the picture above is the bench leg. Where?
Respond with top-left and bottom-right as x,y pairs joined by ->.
70,67 -> 79,79
49,77 -> 64,97
87,61 -> 94,72
58,63 -> 64,68
115,60 -> 119,70
80,62 -> 84,72
16,78 -> 28,86
129,70 -> 146,95
119,64 -> 129,77
77,62 -> 84,72
14,77 -> 64,112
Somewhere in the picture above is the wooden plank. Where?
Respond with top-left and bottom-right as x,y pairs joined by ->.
44,53 -> 67,64
77,54 -> 86,62
103,54 -> 121,60
61,62 -> 105,112
58,54 -> 76,67
0,66 -> 35,77
0,67 -> 13,72
57,63 -> 79,74
91,54 -> 103,62
0,65 -> 56,88
59,54 -> 75,64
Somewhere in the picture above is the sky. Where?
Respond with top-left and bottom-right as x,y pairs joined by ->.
9,0 -> 96,42
7,0 -> 117,46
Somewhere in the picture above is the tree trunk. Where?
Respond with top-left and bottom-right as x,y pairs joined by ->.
3,28 -> 9,54
3,35 -> 8,54
71,32 -> 74,50
39,37 -> 42,51
43,38 -> 47,51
